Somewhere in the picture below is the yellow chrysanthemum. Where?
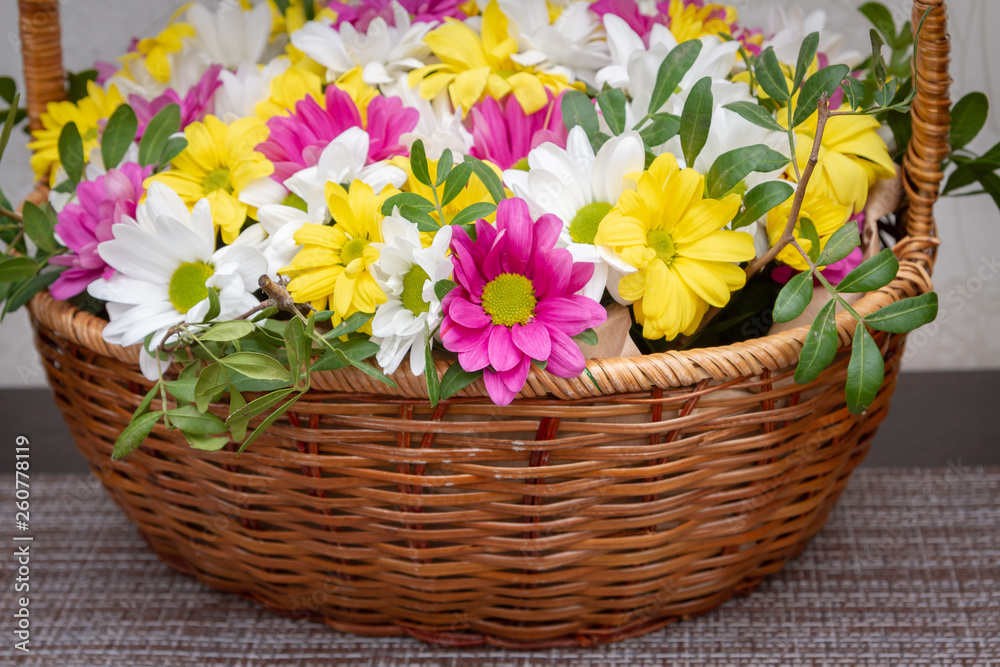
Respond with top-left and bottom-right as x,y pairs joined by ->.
593,154 -> 756,341
145,115 -> 273,244
119,20 -> 195,84
766,191 -> 851,272
786,105 -> 896,211
281,180 -> 389,319
389,156 -> 506,233
254,64 -> 324,120
666,0 -> 737,42
407,1 -> 579,115
27,82 -> 125,186
267,0 -> 303,40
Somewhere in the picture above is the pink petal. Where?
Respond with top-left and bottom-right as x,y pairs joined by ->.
440,317 -> 489,353
534,213 -> 563,252
536,295 -> 606,334
488,324 -> 521,372
448,296 -> 491,328
499,355 -> 532,392
511,321 -> 551,361
535,249 -> 572,299
545,327 -> 586,378
497,198 -> 532,274
567,261 -> 595,294
457,345 -> 491,372
483,369 -> 517,406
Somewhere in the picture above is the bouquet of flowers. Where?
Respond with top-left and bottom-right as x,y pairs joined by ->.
1,0 -> 993,457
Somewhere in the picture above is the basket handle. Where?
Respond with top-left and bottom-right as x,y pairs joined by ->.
904,0 -> 951,251
18,0 -> 65,131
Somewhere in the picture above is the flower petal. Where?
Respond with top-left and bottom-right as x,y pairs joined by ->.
488,324 -> 521,371
511,321 -> 551,361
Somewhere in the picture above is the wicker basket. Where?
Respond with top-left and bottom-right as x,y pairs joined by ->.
19,0 -> 950,648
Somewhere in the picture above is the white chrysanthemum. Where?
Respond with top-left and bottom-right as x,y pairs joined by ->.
766,7 -> 863,69
213,58 -> 291,123
502,126 -> 641,303
290,3 -> 431,85
498,0 -> 610,88
381,76 -> 473,160
109,46 -> 209,105
186,2 -> 272,70
88,182 -> 267,380
369,216 -> 453,376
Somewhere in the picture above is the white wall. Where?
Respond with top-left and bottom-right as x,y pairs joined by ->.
0,0 -> 996,387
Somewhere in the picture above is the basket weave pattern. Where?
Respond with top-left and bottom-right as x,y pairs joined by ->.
20,0 -> 950,648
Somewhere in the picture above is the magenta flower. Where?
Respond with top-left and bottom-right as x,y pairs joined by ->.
257,86 -> 418,183
469,92 -> 567,171
328,0 -> 465,29
440,198 -> 608,405
589,0 -> 663,38
130,64 -> 223,139
49,163 -> 152,300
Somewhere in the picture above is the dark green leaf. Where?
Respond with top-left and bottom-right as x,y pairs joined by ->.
794,299 -> 839,384
439,363 -> 481,400
449,202 -> 496,227
648,39 -> 703,114
846,322 -> 884,414
572,328 -> 599,346
220,352 -> 290,382
441,161 -> 473,206
183,432 -> 230,451
65,70 -> 98,103
58,122 -> 84,185
799,217 -> 821,263
167,405 -> 227,435
323,310 -> 373,339
101,104 -> 138,170
112,411 -> 161,459
2,270 -> 60,317
793,65 -> 850,127
0,257 -> 39,282
381,193 -> 436,217
202,287 -> 221,322
773,270 -> 814,323
434,148 -> 453,187
836,248 -> 899,292
596,88 -> 627,135
722,101 -> 785,132
842,77 -> 867,111
755,47 -> 790,102
159,136 -> 188,166
0,77 -> 14,104
639,113 -> 681,146
865,292 -> 938,333
237,392 -> 302,453
870,29 -> 887,87
165,377 -> 198,403
227,386 -> 249,441
817,222 -> 861,265
561,89 -> 599,137
859,2 -> 897,44
464,156 -> 506,204
679,76 -> 714,167
194,362 -> 228,412
434,279 -> 457,302
0,93 -> 20,161
138,103 -> 181,167
283,316 -> 308,384
754,149 -> 790,173
942,163 -> 982,195
21,202 -> 58,253
0,185 -> 11,212
731,180 -> 794,230
950,92 -> 989,150
977,172 -> 1000,211
793,32 -> 821,91
226,387 -> 296,425
706,145 -> 787,199
133,383 -> 160,420
409,139 -> 432,186
425,343 -> 440,406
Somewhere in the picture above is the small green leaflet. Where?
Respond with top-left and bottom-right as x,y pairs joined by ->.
816,223 -> 861,265
679,76 -> 713,167
836,248 -> 899,293
865,293 -> 938,333
794,299 -> 840,385
772,270 -> 813,323
647,39 -> 703,115
845,323 -> 884,414
101,104 -> 138,170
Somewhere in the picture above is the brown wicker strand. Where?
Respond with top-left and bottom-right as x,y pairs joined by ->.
18,0 -> 64,130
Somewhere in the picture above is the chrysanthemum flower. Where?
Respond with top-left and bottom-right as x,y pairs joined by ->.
49,163 -> 152,300
88,182 -> 268,380
27,81 -> 125,186
503,126 -> 643,302
593,153 -> 755,341
249,62 -> 325,121
370,215 -> 454,376
144,115 -> 273,244
440,198 -> 607,406
281,180 -> 390,319
406,1 -> 578,115
118,20 -> 195,85
130,65 -> 224,138
185,2 -> 273,70
766,191 -> 851,272
468,91 -> 566,170
664,0 -> 738,43
328,0 -> 467,29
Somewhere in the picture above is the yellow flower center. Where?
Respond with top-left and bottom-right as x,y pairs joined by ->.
341,237 -> 369,264
511,157 -> 530,171
646,229 -> 676,265
400,265 -> 431,316
481,273 -> 536,327
569,202 -> 613,245
168,261 -> 214,314
202,167 -> 232,195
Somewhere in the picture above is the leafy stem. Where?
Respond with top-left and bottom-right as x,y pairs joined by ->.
788,237 -> 865,322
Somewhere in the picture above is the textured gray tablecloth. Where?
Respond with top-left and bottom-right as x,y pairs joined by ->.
1,468 -> 997,666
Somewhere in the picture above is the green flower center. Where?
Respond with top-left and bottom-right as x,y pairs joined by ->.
511,157 -> 530,171
646,229 -> 676,265
202,167 -> 232,195
341,237 -> 369,264
282,192 -> 308,212
481,273 -> 536,327
569,201 -> 613,245
400,265 -> 431,316
168,261 -> 214,314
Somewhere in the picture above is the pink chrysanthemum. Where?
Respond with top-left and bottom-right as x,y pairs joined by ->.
589,0 -> 663,38
130,64 -> 223,139
49,162 -> 152,300
257,86 -> 418,183
468,93 -> 567,171
440,198 -> 608,406
328,0 -> 465,29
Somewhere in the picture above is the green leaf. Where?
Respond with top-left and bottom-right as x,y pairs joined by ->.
731,180 -> 794,230
793,32 -> 820,92
200,321 -> 254,342
793,65 -> 851,127
754,149 -> 791,173
870,29 -> 887,87
449,201 -> 496,227
323,310 -> 373,340
20,202 -> 58,253
101,104 -> 138,170
237,392 -> 302,453
441,161 -> 473,206
434,279 -> 457,302
439,364 -> 481,400
58,122 -> 85,185
794,299 -> 839,384
0,185 -> 11,213
226,387 -> 296,426
572,328 -> 599,346
425,343 -> 440,407
227,386 -> 249,441
464,156 -> 506,204
842,77 -> 867,111
836,248 -> 899,293
202,287 -> 221,323
165,377 -> 198,403
845,322 -> 884,414
679,76 -> 713,167
596,88 -> 627,135
382,192 -> 437,216
434,148 -> 454,187
0,77 -> 14,104
706,145 -> 787,199
167,405 -> 227,435
194,362 -> 228,412
949,92 -> 989,150
0,93 -> 19,162
66,70 -> 98,104
722,101 -> 785,132
859,2 -> 897,45
113,411 -> 162,459
159,136 -> 188,166
647,39 -> 703,114
977,172 -> 1000,211
865,292 -> 938,333
639,113 -> 681,146
0,257 -> 39,282
773,270 -> 814,323
2,270 -> 60,317
133,383 -> 160,420
220,352 -> 290,382
409,139 -> 432,187
561,89 -> 599,137
799,217 -> 821,263
184,432 -> 230,451
283,316 -> 308,384
817,223 -> 861,265
138,103 -> 181,167
755,47 -> 790,102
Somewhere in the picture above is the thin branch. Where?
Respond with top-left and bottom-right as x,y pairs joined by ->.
0,208 -> 22,224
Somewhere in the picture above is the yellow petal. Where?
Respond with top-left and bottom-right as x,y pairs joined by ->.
676,229 -> 756,263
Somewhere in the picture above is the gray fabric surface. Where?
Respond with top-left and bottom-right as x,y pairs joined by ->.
1,468 -> 997,666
